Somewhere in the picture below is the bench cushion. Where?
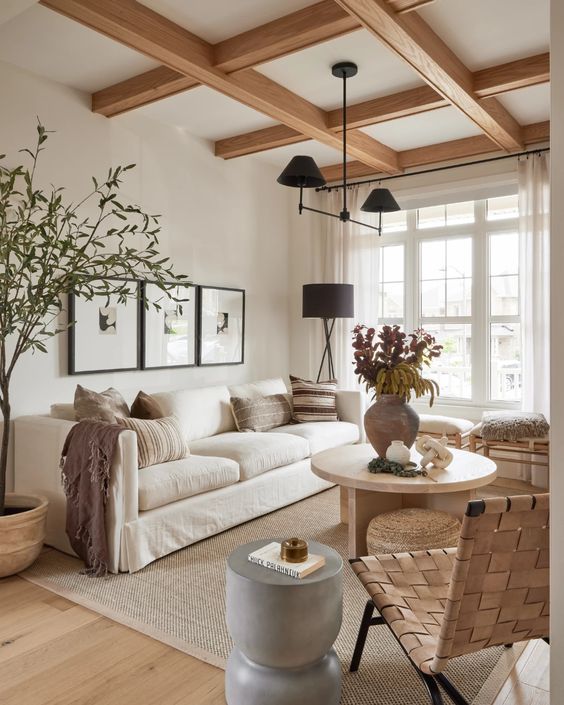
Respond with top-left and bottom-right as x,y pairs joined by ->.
418,414 -> 474,435
138,455 -> 240,511
270,421 -> 359,455
189,432 -> 309,481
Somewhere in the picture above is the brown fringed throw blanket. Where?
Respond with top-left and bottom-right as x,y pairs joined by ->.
481,411 -> 550,442
60,420 -> 124,577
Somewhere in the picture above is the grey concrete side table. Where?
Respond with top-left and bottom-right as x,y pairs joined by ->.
225,539 -> 343,705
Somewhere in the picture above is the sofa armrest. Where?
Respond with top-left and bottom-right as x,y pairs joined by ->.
14,415 -> 138,574
335,390 -> 365,438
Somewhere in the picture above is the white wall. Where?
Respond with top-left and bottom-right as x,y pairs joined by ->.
550,0 -> 563,698
0,60 -> 292,488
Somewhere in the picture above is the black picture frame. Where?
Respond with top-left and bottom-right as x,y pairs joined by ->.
197,286 -> 245,366
140,281 -> 198,370
68,280 -> 142,375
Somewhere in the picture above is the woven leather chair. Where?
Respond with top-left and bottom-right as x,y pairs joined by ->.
350,494 -> 549,705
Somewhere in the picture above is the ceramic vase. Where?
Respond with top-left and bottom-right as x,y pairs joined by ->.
385,440 -> 411,466
364,395 -> 420,458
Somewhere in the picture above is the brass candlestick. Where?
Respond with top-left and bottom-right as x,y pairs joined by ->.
280,538 -> 308,563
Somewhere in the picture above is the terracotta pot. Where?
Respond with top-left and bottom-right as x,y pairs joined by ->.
0,494 -> 48,578
364,395 -> 420,457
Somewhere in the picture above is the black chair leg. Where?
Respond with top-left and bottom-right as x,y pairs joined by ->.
418,673 -> 444,705
350,600 -> 375,672
436,673 -> 471,705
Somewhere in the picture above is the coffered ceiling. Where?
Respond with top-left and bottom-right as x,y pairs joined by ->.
0,0 -> 550,180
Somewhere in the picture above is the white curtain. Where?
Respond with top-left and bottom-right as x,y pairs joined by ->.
519,153 -> 550,418
311,186 -> 380,389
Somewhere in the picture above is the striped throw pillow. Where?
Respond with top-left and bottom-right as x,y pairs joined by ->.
290,375 -> 338,423
231,394 -> 292,432
116,415 -> 188,469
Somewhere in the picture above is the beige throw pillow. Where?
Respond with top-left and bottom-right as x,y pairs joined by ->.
116,415 -> 189,469
74,385 -> 129,423
290,375 -> 338,423
230,394 -> 292,432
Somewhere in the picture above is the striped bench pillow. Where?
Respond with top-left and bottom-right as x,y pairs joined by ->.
117,415 -> 188,468
290,375 -> 338,423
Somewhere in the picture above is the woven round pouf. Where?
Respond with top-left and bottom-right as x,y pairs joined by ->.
366,508 -> 461,554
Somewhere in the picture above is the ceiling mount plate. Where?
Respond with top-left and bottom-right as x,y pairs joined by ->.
331,61 -> 358,79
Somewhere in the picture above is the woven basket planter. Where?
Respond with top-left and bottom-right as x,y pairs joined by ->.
366,508 -> 461,555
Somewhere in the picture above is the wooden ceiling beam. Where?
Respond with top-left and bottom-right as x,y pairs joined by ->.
320,121 -> 550,182
473,53 -> 550,98
42,0 -> 401,174
85,0 -> 433,117
215,55 -> 548,159
333,0 -> 524,151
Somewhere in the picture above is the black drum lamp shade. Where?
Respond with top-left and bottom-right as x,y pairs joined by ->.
303,284 -> 354,382
303,284 -> 354,319
277,156 -> 326,188
360,188 -> 401,213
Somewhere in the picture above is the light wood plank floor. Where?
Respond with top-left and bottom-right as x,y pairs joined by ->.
0,575 -> 549,705
0,477 -> 549,705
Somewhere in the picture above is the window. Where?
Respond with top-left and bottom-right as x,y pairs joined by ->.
378,244 -> 404,324
420,238 -> 472,398
375,194 -> 521,406
489,232 -> 520,401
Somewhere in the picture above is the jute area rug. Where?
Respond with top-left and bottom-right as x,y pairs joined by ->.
22,488 -> 524,705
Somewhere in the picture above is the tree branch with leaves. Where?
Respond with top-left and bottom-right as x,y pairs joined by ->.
0,123 -> 189,513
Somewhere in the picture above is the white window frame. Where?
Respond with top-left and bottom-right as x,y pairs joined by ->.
375,197 -> 521,411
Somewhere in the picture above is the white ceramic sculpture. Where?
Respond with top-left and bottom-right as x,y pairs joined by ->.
415,435 -> 454,469
385,440 -> 411,466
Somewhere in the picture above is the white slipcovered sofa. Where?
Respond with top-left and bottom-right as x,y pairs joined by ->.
14,378 -> 361,573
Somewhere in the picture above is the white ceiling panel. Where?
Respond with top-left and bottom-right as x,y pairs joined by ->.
361,107 -> 483,151
139,0 -> 319,44
419,0 -> 549,71
0,5 -> 159,93
257,29 -> 424,111
497,84 -> 550,126
252,140 -> 345,169
135,86 -> 277,140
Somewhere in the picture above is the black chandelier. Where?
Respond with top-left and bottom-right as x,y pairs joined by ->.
277,62 -> 400,235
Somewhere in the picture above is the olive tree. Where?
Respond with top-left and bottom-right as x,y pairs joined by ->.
0,124 -> 188,513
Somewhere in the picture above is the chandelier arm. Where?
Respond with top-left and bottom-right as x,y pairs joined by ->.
300,204 -> 346,220
347,216 -> 383,234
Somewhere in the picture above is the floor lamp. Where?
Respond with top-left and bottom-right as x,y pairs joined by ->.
303,283 -> 354,382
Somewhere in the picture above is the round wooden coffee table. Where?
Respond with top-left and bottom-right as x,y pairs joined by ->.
311,444 -> 497,558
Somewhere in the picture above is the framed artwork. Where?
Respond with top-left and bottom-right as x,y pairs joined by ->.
198,286 -> 245,366
141,282 -> 197,369
68,280 -> 141,375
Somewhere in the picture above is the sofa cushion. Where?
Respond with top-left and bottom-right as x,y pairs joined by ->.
228,378 -> 288,399
138,455 -> 240,511
270,421 -> 359,455
230,394 -> 292,432
290,375 -> 338,422
152,385 -> 235,442
189,432 -> 309,481
116,416 -> 189,469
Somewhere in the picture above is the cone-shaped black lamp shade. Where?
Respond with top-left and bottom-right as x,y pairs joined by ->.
360,188 -> 401,213
277,155 -> 326,188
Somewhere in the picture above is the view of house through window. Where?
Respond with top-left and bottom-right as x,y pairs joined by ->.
375,193 -> 521,406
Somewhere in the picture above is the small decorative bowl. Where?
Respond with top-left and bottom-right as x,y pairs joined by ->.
280,537 -> 308,563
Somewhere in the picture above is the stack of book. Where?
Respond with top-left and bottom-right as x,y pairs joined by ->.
248,542 -> 325,579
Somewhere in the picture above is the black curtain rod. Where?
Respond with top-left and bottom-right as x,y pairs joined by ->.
315,146 -> 550,192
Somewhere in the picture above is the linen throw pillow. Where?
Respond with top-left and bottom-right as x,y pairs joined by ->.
74,385 -> 130,423
131,391 -> 164,420
116,416 -> 189,469
290,375 -> 338,423
230,394 -> 292,432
